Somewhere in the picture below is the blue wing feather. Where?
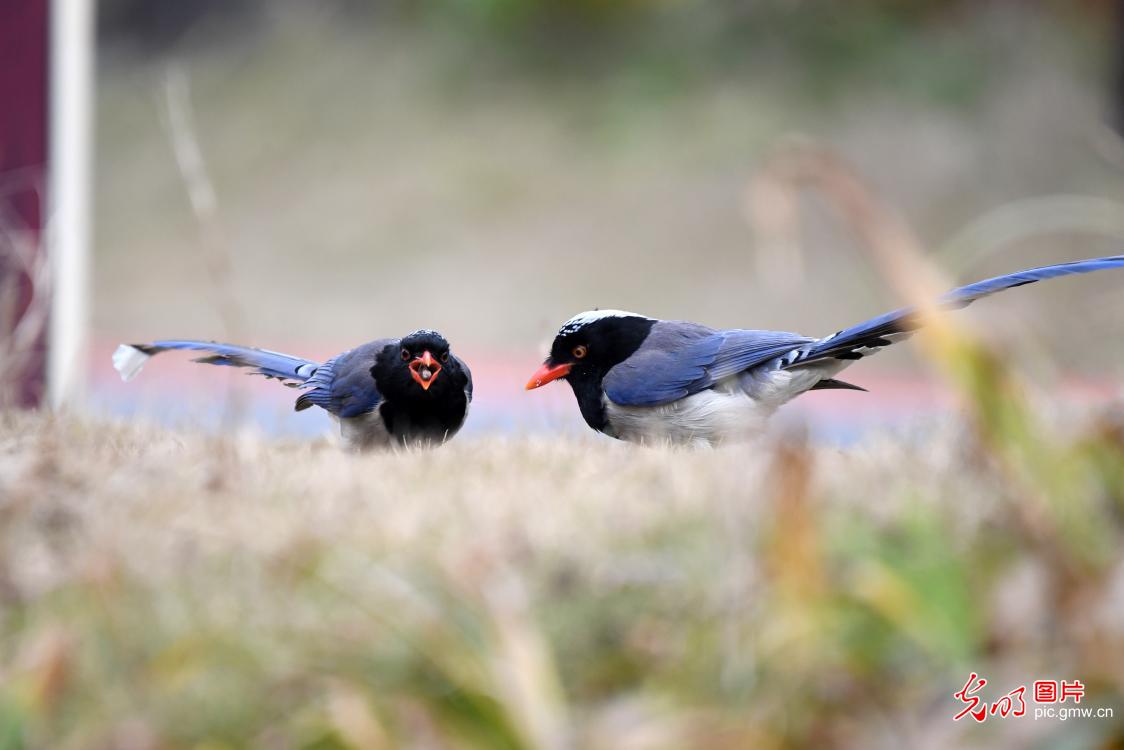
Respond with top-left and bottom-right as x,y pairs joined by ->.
121,340 -> 319,382
603,322 -> 811,407
115,338 -> 386,418
294,341 -> 387,417
697,329 -> 816,385
602,322 -> 718,406
602,255 -> 1124,406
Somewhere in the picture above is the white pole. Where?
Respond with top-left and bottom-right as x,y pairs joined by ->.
47,0 -> 95,409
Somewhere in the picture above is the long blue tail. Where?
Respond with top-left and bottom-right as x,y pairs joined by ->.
113,339 -> 319,385
787,255 -> 1124,367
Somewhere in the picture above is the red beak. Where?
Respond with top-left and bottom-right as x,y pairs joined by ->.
525,361 -> 571,390
409,351 -> 442,390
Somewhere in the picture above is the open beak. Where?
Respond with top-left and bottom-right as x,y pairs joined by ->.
409,351 -> 442,390
525,361 -> 571,390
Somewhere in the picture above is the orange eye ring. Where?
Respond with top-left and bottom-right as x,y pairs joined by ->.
572,345 -> 588,359
401,348 -> 411,361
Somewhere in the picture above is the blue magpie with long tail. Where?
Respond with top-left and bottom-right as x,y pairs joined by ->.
526,256 -> 1124,446
114,330 -> 472,449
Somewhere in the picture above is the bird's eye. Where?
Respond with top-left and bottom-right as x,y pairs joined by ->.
572,345 -> 588,359
440,352 -> 449,363
401,348 -> 411,361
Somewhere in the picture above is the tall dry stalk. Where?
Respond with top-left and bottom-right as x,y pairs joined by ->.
0,169 -> 50,409
158,62 -> 249,484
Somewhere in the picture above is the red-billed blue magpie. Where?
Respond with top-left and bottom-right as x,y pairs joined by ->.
526,256 -> 1124,445
114,330 -> 472,449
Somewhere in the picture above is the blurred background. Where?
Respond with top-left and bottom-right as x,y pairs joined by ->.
6,0 -> 1124,439
6,4 -> 1124,749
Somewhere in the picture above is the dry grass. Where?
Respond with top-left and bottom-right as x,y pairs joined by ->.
22,6 -> 1122,747
2,400 -> 1124,749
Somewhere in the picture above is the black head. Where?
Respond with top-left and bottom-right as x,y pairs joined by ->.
526,310 -> 655,393
383,329 -> 455,392
370,329 -> 472,444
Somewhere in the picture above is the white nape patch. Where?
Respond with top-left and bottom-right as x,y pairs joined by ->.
112,344 -> 151,382
559,309 -> 650,336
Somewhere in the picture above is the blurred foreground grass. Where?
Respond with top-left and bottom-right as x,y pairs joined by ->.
3,382 -> 1124,748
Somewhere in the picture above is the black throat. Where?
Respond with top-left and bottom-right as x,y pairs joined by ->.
568,376 -> 612,434
562,316 -> 656,436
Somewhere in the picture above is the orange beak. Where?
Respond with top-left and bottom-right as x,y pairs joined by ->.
525,361 -> 571,390
409,351 -> 442,390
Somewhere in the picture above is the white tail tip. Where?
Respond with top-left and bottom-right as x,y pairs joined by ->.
113,344 -> 151,382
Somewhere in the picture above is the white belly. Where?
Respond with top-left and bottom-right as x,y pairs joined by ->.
334,411 -> 393,451
602,364 -> 840,446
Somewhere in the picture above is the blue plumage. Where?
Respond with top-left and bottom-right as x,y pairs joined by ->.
115,331 -> 472,449
114,339 -> 383,418
791,255 -> 1124,367
603,324 -> 811,407
293,341 -> 387,418
119,340 -> 319,383
601,323 -> 719,406
532,255 -> 1124,445
695,329 -> 815,385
